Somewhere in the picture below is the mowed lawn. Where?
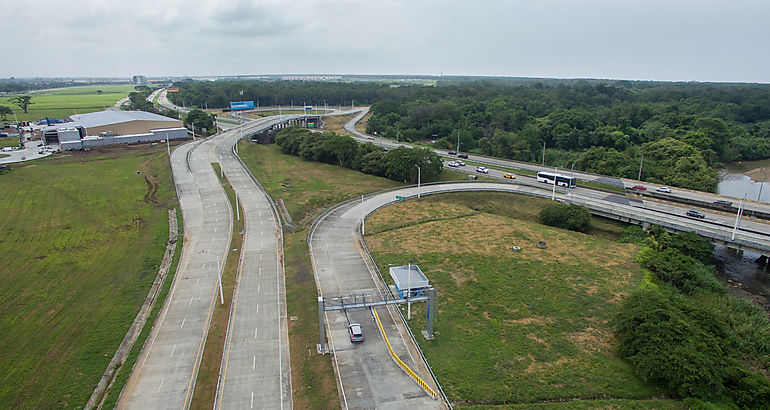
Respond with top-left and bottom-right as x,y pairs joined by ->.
0,146 -> 176,408
365,193 -> 679,408
0,85 -> 136,122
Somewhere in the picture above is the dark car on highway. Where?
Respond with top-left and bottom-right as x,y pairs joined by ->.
686,209 -> 706,219
714,200 -> 733,207
457,153 -> 468,159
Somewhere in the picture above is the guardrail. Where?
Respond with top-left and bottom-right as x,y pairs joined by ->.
371,307 -> 438,400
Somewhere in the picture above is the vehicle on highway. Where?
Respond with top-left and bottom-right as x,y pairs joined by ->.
456,160 -> 466,166
503,173 -> 515,179
457,153 -> 468,159
631,184 -> 647,190
348,323 -> 364,343
447,151 -> 456,155
536,171 -> 577,188
448,161 -> 459,167
714,200 -> 733,206
476,166 -> 489,174
657,186 -> 672,193
686,209 -> 706,219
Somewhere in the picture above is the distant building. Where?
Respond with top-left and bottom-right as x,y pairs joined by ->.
132,75 -> 147,85
43,110 -> 186,150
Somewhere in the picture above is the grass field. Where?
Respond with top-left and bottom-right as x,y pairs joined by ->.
0,137 -> 19,148
0,144 -> 177,408
0,85 -> 137,122
364,193 -> 680,408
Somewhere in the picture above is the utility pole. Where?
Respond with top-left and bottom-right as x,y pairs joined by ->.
542,141 -> 546,165
638,154 -> 644,181
757,168 -> 767,202
166,132 -> 170,156
407,262 -> 412,320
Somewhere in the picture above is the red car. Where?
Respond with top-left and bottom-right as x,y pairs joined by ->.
632,185 -> 647,190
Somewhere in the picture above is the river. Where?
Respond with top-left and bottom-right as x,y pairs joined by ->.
713,159 -> 770,311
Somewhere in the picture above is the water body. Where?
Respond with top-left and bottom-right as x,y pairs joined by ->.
717,158 -> 770,203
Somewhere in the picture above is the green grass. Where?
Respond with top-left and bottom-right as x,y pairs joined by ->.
364,192 -> 674,407
0,137 -> 19,148
0,85 -> 137,122
237,142 -> 403,223
100,208 -> 183,409
0,145 -> 177,408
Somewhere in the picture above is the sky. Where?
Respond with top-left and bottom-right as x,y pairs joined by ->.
3,0 -> 770,83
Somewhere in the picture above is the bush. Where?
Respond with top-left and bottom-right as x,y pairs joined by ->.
538,203 -> 591,233
639,248 -> 723,295
620,225 -> 647,243
613,288 -> 734,400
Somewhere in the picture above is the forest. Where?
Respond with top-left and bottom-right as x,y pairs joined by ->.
171,78 -> 770,191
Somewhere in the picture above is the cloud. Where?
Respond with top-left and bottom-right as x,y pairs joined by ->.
2,0 -> 769,82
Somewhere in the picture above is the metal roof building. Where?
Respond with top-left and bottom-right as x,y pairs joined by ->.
65,110 -> 183,136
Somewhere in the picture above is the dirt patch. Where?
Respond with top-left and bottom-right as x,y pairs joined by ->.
506,316 -> 553,325
524,356 -> 576,375
567,327 -> 613,355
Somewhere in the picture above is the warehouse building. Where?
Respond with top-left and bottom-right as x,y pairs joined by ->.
43,110 -> 187,150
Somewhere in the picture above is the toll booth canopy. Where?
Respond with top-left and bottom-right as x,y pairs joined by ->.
388,265 -> 429,298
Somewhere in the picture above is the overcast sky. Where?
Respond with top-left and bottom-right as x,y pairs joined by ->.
3,0 -> 769,83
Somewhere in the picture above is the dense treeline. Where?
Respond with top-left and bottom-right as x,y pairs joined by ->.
169,80 -> 395,109
274,127 -> 443,183
614,227 -> 770,407
538,203 -> 591,233
0,79 -> 108,93
364,81 -> 770,191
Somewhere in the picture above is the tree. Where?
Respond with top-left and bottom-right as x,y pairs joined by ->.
0,105 -> 12,121
382,146 -> 443,183
184,109 -> 216,136
9,95 -> 33,114
538,203 -> 592,233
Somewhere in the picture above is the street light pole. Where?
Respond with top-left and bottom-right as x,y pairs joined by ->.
731,196 -> 746,240
542,141 -> 546,165
757,168 -> 767,202
407,262 -> 412,320
638,154 -> 644,181
456,130 -> 461,154
416,164 -> 421,199
551,166 -> 557,201
569,161 -> 576,202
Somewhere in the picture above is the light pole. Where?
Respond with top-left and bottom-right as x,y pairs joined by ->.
542,141 -> 546,165
757,168 -> 767,202
638,154 -> 644,181
551,166 -> 558,201
407,262 -> 412,320
731,195 -> 746,240
456,130 -> 461,154
416,164 -> 421,199
569,161 -> 577,202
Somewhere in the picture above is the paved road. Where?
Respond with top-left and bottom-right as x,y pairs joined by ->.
118,137 -> 233,409
309,197 -> 444,409
213,120 -> 292,409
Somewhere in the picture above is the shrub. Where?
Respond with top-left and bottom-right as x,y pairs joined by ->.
620,225 -> 647,243
613,288 -> 734,400
538,203 -> 591,233
640,248 -> 723,295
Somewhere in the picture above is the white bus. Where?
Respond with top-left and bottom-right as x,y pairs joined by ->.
537,171 -> 577,188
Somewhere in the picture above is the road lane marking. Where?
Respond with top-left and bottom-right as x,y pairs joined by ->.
255,328 -> 258,339
251,391 -> 254,408
170,345 -> 176,358
158,377 -> 164,392
180,318 -> 185,329
189,297 -> 193,305
196,278 -> 200,287
256,304 -> 259,313
260,254 -> 262,261
257,284 -> 260,293
258,267 -> 262,276
253,356 -> 256,369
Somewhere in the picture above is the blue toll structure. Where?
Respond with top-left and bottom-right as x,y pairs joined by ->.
388,264 -> 429,298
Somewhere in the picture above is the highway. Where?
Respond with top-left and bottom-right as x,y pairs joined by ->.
309,197 -> 444,409
213,119 -> 292,409
119,136 -> 233,409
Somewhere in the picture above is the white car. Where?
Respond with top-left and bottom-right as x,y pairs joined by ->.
657,186 -> 672,193
456,161 -> 466,166
476,166 -> 489,174
448,161 -> 459,167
